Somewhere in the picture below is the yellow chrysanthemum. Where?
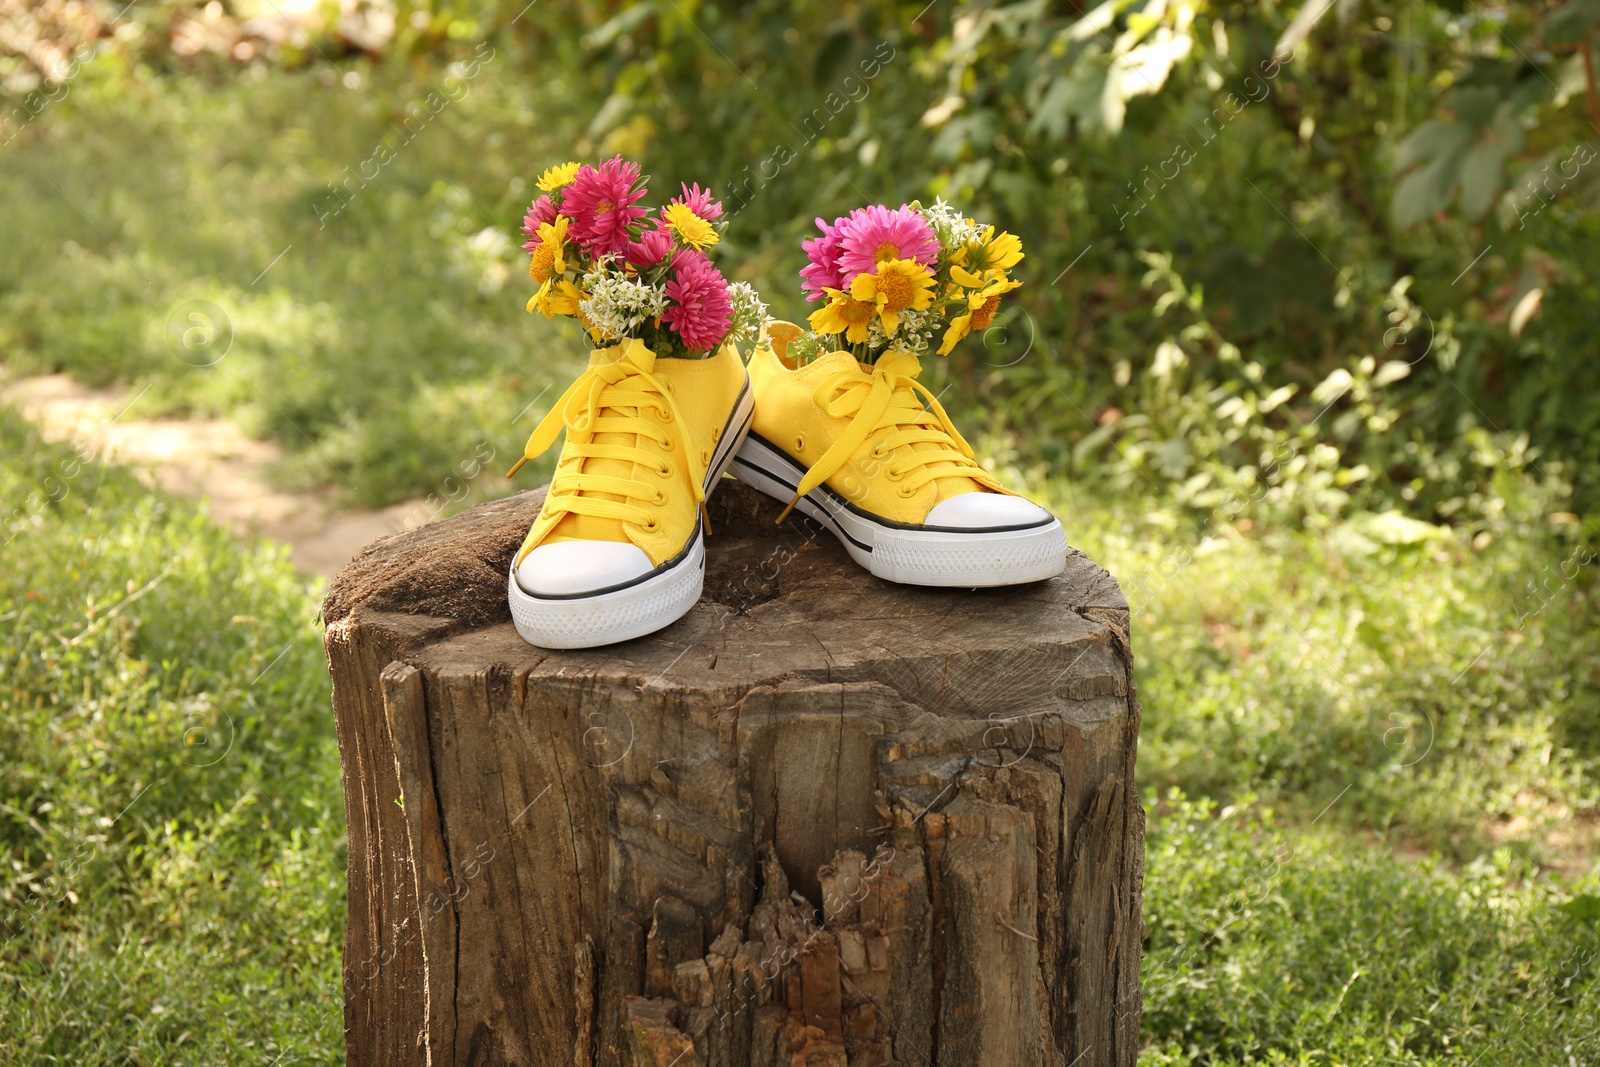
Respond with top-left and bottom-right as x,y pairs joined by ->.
951,226 -> 1025,272
537,162 -> 581,193
809,287 -> 877,344
848,258 -> 934,335
662,202 -> 719,250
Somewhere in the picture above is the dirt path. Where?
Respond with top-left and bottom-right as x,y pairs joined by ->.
2,374 -> 426,578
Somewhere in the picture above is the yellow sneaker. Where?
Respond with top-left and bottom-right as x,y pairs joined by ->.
732,322 -> 1067,587
506,338 -> 753,648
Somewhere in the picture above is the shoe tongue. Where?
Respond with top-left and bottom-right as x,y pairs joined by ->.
838,352 -> 986,504
809,348 -> 863,376
592,339 -> 656,373
547,341 -> 656,546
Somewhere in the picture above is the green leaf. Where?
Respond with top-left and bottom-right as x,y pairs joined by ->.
1395,118 -> 1474,171
1556,893 -> 1600,922
1392,98 -> 1524,224
1355,618 -> 1394,666
1372,361 -> 1413,387
1544,0 -> 1600,48
1029,56 -> 1110,140
1346,510 -> 1450,545
1260,385 -> 1298,412
1458,105 -> 1525,218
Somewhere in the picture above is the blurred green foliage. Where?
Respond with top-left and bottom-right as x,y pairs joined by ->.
524,0 -> 1600,520
5,0 -> 1599,525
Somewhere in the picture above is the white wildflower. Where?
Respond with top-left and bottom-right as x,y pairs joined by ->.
579,267 -> 667,343
918,197 -> 982,253
865,306 -> 934,357
724,282 -> 770,348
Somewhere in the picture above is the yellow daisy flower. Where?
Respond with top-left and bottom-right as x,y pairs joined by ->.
662,202 -> 719,250
527,215 -> 570,286
951,226 -> 1025,272
937,312 -> 974,355
537,162 -> 581,193
809,287 -> 877,344
950,265 -> 1024,302
848,258 -> 934,334
938,267 -> 1023,354
526,217 -> 581,318
529,277 -> 583,319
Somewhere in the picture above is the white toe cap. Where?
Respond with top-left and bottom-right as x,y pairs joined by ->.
516,540 -> 655,597
924,492 -> 1053,529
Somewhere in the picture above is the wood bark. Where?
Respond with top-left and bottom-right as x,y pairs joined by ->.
323,480 -> 1144,1066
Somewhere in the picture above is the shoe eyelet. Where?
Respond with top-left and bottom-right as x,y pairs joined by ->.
656,463 -> 672,478
700,449 -> 710,468
897,485 -> 915,498
872,443 -> 889,459
885,467 -> 905,482
713,425 -> 723,443
643,518 -> 660,532
794,434 -> 805,454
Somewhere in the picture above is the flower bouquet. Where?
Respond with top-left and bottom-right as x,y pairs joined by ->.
789,199 -> 1025,364
520,156 -> 767,358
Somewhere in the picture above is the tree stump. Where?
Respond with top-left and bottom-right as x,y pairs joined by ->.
323,480 -> 1143,1067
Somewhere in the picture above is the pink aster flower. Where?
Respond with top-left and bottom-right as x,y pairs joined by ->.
662,254 -> 732,352
669,247 -> 711,273
670,182 -> 723,222
626,221 -> 674,270
521,195 -> 559,252
835,204 -> 940,280
800,216 -> 847,302
561,156 -> 649,258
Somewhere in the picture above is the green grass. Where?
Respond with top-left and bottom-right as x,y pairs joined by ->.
0,409 -> 343,1064
1065,493 -> 1600,871
1142,796 -> 1599,1066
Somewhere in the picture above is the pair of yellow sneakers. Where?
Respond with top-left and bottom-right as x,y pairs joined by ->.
506,322 -> 1068,649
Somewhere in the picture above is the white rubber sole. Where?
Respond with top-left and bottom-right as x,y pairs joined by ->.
507,383 -> 755,649
732,432 -> 1068,588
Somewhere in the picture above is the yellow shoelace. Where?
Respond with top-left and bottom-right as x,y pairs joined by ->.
508,342 -> 705,534
779,349 -> 1000,522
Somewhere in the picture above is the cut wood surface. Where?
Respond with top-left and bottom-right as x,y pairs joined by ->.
323,479 -> 1144,1067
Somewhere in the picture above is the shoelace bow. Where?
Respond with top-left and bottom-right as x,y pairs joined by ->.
508,343 -> 705,533
780,349 -> 999,522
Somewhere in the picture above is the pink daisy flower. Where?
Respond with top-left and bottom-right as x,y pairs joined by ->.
561,156 -> 649,258
800,216 -> 847,302
835,204 -> 939,280
626,222 -> 674,269
670,182 -> 723,222
520,195 -> 559,252
663,254 -> 732,352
